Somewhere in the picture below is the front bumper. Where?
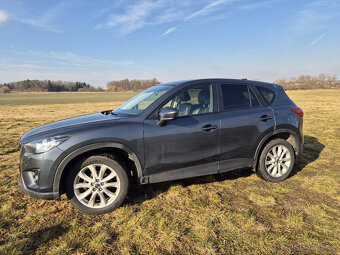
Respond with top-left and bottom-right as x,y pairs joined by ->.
18,177 -> 56,200
18,144 -> 64,200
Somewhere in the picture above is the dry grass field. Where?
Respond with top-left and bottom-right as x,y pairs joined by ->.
0,90 -> 339,254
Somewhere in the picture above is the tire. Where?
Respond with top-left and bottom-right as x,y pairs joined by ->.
66,155 -> 129,215
257,138 -> 295,182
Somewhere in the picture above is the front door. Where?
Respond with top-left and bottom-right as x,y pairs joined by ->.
143,84 -> 220,181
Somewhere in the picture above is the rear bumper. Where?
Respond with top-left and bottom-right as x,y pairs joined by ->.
297,142 -> 304,158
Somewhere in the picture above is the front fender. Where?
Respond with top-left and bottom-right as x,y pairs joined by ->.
52,142 -> 143,198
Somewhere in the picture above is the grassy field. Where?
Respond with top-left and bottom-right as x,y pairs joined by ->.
0,90 -> 339,254
0,92 -> 138,106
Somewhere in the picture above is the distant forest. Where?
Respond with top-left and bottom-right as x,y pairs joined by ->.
0,79 -> 103,93
0,74 -> 339,94
0,78 -> 160,93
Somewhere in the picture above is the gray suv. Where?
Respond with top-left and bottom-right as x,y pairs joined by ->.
18,79 -> 304,214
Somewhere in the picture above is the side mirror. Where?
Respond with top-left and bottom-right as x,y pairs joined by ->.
157,107 -> 178,126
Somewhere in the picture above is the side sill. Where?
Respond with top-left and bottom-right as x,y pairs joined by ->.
218,158 -> 253,173
142,159 -> 254,184
146,162 -> 218,184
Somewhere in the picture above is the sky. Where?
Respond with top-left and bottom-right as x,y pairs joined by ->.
0,0 -> 339,87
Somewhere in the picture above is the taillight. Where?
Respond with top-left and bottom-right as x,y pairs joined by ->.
290,107 -> 303,117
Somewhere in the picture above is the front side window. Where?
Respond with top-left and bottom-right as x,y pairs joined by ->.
115,85 -> 172,115
163,84 -> 213,117
221,84 -> 260,110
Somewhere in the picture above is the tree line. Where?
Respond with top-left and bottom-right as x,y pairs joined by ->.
107,75 -> 339,92
106,78 -> 160,92
274,74 -> 339,90
0,79 -> 102,93
1,75 -> 339,94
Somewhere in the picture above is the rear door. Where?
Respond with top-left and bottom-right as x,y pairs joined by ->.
143,83 -> 220,180
218,83 -> 275,172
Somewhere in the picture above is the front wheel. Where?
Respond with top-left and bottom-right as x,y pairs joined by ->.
66,156 -> 129,215
257,139 -> 295,182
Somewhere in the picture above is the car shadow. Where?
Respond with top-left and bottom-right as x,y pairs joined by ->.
125,168 -> 253,206
1,224 -> 70,254
290,135 -> 325,177
125,135 -> 324,207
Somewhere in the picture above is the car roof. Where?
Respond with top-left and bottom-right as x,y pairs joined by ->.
160,78 -> 279,90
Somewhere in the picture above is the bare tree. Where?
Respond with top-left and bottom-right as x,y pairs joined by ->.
274,74 -> 338,90
0,85 -> 10,93
106,78 -> 161,92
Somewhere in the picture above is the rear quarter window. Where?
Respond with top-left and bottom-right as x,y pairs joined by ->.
256,86 -> 275,105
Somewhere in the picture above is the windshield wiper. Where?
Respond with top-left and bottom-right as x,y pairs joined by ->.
101,110 -> 117,115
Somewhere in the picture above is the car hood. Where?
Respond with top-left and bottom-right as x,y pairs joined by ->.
21,112 -> 121,143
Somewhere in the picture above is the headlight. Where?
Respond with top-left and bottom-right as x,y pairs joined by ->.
25,135 -> 70,154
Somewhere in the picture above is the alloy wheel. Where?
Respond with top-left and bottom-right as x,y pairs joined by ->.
265,145 -> 291,177
73,164 -> 120,208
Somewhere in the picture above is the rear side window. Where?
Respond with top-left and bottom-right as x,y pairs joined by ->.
249,88 -> 260,107
221,84 -> 260,110
256,86 -> 275,105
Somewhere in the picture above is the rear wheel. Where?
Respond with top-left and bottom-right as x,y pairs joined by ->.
66,155 -> 129,215
257,139 -> 295,182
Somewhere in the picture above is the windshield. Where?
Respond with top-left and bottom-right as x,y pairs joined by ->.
114,85 -> 172,116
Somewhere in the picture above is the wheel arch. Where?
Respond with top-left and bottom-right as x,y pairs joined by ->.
253,128 -> 302,170
53,142 -> 143,198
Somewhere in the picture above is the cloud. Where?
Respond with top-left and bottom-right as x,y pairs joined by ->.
238,0 -> 283,10
25,50 -> 134,67
0,50 -> 134,74
100,0 -> 286,37
184,0 -> 233,21
160,25 -> 178,37
310,33 -> 327,46
96,0 -> 177,35
0,50 -> 135,86
20,20 -> 62,33
0,9 -> 9,25
97,0 -> 234,36
18,1 -> 69,33
293,0 -> 339,35
159,0 -> 234,37
2,0 -> 73,32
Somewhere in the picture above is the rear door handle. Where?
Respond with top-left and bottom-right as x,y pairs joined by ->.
259,115 -> 272,122
201,124 -> 218,132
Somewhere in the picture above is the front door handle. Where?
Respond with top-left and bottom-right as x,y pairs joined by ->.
201,124 -> 218,132
259,115 -> 272,122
